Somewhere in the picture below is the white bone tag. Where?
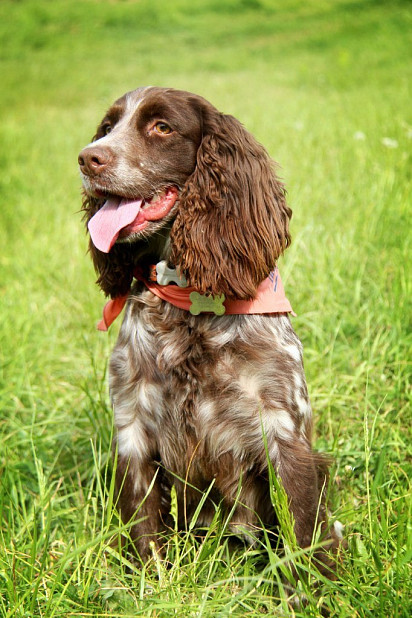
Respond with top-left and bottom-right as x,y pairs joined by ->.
156,261 -> 188,287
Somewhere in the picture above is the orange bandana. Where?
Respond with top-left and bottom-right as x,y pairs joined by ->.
97,266 -> 294,331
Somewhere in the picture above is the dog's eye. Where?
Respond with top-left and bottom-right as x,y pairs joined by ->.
102,124 -> 112,135
154,122 -> 173,135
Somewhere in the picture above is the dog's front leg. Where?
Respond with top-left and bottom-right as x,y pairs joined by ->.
272,440 -> 339,573
110,344 -> 166,560
115,448 -> 164,561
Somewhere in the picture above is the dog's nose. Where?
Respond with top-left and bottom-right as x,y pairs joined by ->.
78,146 -> 113,175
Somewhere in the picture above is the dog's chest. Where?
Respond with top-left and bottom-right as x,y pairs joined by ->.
109,298 -> 312,478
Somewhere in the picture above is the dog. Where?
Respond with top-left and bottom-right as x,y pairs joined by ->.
79,87 -> 341,570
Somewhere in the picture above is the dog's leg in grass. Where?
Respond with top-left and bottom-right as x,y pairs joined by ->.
272,443 -> 340,576
115,454 -> 164,561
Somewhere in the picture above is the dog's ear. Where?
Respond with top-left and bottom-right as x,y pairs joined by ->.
82,193 -> 134,298
170,107 -> 292,299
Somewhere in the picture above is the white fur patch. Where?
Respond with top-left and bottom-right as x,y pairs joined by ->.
266,439 -> 279,461
295,391 -> 312,417
333,520 -> 344,540
117,420 -> 148,460
238,372 -> 261,399
282,344 -> 301,363
198,400 -> 215,424
262,409 -> 295,440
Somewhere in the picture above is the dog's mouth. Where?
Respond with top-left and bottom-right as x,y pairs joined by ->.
88,186 -> 179,253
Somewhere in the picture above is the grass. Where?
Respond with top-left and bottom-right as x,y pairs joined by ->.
0,0 -> 411,615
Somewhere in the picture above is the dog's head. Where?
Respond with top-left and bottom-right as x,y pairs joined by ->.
79,87 -> 291,299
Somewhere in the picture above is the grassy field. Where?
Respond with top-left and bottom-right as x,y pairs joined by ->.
0,0 -> 411,615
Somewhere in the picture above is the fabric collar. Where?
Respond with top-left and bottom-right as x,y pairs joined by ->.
96,265 -> 294,331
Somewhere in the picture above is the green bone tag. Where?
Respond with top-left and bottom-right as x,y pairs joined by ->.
189,292 -> 226,315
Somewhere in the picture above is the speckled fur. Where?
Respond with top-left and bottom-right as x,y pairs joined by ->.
110,289 -> 336,563
79,87 -> 341,570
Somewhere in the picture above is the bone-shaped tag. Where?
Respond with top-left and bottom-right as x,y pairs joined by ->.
189,292 -> 226,315
156,261 -> 188,287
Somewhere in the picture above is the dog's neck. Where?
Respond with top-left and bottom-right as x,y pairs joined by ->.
124,222 -> 173,268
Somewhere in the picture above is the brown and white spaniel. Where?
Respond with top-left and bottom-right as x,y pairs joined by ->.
79,87 -> 341,572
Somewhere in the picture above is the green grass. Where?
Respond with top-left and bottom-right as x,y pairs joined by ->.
0,0 -> 411,615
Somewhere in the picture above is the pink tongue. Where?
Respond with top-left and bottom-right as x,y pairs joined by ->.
88,196 -> 143,253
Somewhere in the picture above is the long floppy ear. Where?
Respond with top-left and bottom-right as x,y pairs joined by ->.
170,108 -> 292,299
82,192 -> 135,298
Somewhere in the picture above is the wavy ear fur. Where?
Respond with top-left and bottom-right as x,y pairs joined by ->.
170,108 -> 292,299
82,193 -> 135,298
